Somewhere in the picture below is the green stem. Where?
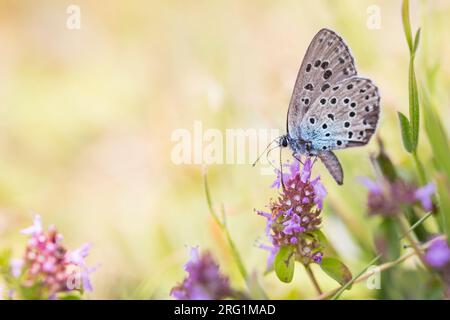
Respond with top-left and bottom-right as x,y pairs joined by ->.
203,172 -> 268,299
396,215 -> 428,268
330,210 -> 434,300
204,173 -> 248,279
305,264 -> 323,295
330,255 -> 382,300
404,211 -> 432,238
324,235 -> 444,300
412,151 -> 427,185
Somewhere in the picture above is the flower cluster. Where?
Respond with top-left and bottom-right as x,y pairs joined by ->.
359,177 -> 435,216
171,247 -> 232,300
257,158 -> 326,269
425,237 -> 450,269
11,215 -> 94,299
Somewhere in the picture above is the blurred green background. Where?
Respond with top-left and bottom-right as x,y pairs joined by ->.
0,0 -> 449,299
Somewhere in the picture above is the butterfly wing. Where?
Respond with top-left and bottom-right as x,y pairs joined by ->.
317,150 -> 343,185
287,28 -> 357,139
299,76 -> 380,152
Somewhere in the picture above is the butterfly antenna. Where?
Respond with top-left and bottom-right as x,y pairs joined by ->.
265,143 -> 281,171
252,136 -> 280,167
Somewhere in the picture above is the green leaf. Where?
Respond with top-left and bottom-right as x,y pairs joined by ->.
408,58 -> 420,151
398,112 -> 413,153
59,293 -> 82,300
274,246 -> 295,283
320,257 -> 352,287
402,0 -> 413,53
413,28 -> 421,54
310,230 -> 328,248
331,255 -> 382,300
401,0 -> 420,152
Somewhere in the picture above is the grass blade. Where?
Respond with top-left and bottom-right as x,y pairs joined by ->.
402,0 -> 413,52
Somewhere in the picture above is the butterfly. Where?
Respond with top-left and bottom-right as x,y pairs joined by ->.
280,28 -> 380,185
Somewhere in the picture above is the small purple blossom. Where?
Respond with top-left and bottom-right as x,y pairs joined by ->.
20,214 -> 42,235
425,237 -> 450,269
358,177 -> 382,194
257,158 -> 325,269
359,177 -> 436,216
258,243 -> 279,271
283,214 -> 305,235
271,168 -> 290,189
414,183 -> 436,212
68,243 -> 91,268
10,259 -> 24,278
300,158 -> 312,183
312,252 -> 323,264
171,247 -> 232,300
17,214 -> 95,297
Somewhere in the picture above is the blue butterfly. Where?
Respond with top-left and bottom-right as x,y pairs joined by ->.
280,28 -> 380,185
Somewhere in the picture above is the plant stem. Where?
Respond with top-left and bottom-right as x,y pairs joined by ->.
322,235 -> 445,300
203,172 -> 268,299
402,211 -> 432,239
330,211 -> 434,300
412,151 -> 427,185
305,264 -> 323,295
396,215 -> 428,268
204,173 -> 248,279
330,255 -> 382,300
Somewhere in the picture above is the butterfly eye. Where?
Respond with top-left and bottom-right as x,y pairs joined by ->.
281,137 -> 288,147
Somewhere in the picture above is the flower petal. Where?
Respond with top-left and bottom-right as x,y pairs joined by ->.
358,177 -> 382,194
414,183 -> 435,212
21,214 -> 42,235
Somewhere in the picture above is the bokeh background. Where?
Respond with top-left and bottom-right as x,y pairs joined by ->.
0,0 -> 449,299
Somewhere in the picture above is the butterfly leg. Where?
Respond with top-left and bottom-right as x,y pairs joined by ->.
292,153 -> 304,165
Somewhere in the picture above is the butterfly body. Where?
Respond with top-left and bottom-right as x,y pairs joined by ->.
282,28 -> 380,185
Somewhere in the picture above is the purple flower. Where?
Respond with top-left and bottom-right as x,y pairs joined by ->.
425,238 -> 450,269
283,214 -> 305,235
171,247 -> 232,300
358,177 -> 382,194
312,252 -> 323,264
68,243 -> 91,268
414,183 -> 435,212
257,158 -> 325,269
21,214 -> 42,235
289,160 -> 300,177
271,168 -> 290,189
10,259 -> 24,278
257,243 -> 279,271
17,214 -> 95,297
359,177 -> 436,216
312,177 -> 327,209
300,158 -> 312,183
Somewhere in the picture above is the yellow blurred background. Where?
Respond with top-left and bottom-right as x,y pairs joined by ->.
0,0 -> 449,299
